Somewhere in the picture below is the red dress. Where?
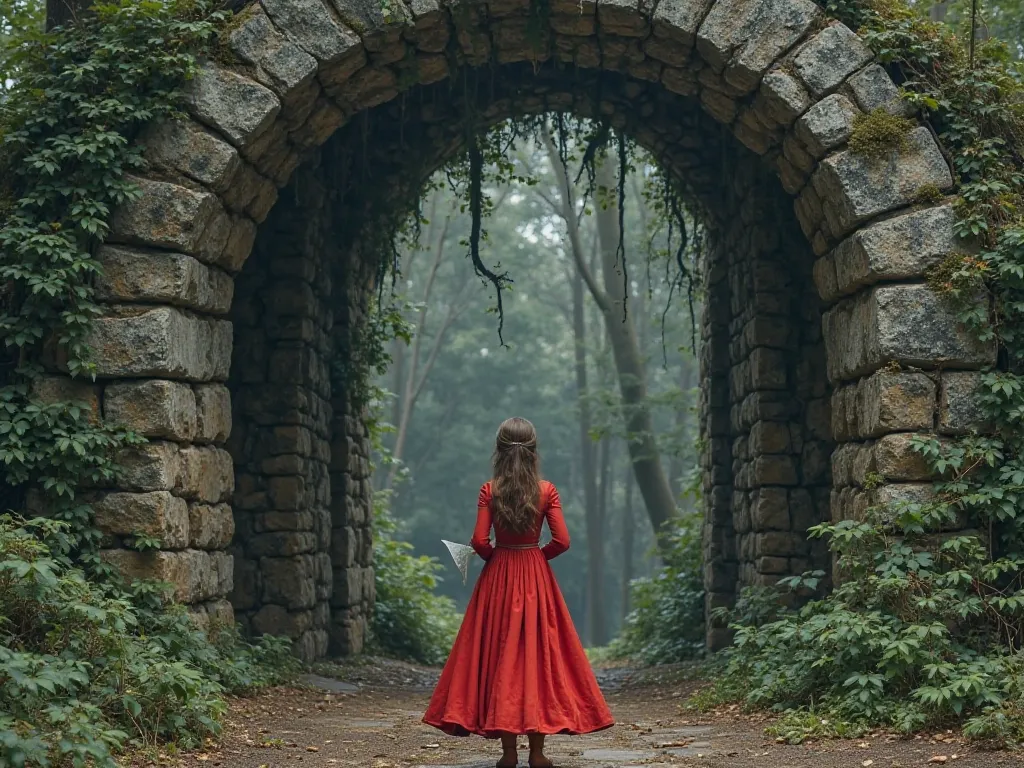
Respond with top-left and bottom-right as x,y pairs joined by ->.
422,480 -> 615,738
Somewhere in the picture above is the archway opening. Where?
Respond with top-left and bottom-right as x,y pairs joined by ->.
222,62 -> 833,660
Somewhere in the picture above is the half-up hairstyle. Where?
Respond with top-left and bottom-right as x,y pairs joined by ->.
491,417 -> 541,534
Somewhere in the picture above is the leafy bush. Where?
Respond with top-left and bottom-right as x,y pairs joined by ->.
0,515 -> 297,767
713,488 -> 1024,743
607,514 -> 705,664
368,490 -> 460,666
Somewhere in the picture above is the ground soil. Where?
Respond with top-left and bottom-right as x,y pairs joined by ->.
133,657 -> 1024,768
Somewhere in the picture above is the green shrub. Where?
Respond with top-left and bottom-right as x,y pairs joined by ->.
713,480 -> 1024,745
0,514 -> 298,767
607,514 -> 705,665
368,491 -> 460,665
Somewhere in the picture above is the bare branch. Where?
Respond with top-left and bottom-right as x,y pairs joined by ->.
539,125 -> 612,314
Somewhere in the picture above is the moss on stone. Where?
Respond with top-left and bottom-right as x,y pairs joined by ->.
848,107 -> 915,158
913,183 -> 944,205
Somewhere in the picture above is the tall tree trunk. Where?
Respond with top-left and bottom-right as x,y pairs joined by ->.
589,435 -> 611,646
592,158 -> 676,538
669,359 -> 695,502
621,461 -> 635,620
540,130 -> 676,547
571,267 -> 604,647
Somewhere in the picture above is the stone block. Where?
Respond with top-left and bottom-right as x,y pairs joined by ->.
752,487 -> 789,530
871,432 -> 932,481
261,0 -> 361,68
221,215 -> 257,273
185,62 -> 281,150
270,476 -> 307,510
331,526 -> 358,567
230,556 -> 259,610
792,22 -> 872,98
229,7 -> 318,100
759,69 -> 811,125
823,284 -> 994,382
251,603 -> 313,638
142,118 -> 241,194
100,548 -> 232,603
597,0 -> 649,36
95,246 -> 234,315
789,488 -> 817,530
856,370 -> 935,438
794,93 -> 859,158
812,127 -> 953,238
247,531 -> 317,557
189,502 -> 235,550
262,555 -> 316,609
830,205 -> 957,298
755,531 -> 807,557
750,420 -> 791,454
109,177 -> 219,257
105,379 -> 197,442
189,598 -> 235,633
93,491 -> 189,549
749,347 -> 787,389
195,383 -> 232,443
696,0 -> 821,93
652,0 -> 712,49
752,455 -> 798,485
88,307 -> 232,382
756,555 -> 790,573
179,446 -> 234,503
116,441 -> 181,492
847,64 -> 910,117
940,371 -> 991,434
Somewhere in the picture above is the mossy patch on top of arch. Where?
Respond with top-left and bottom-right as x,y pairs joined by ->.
848,107 -> 915,158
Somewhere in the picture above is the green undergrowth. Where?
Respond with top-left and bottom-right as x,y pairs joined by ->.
711,0 -> 1024,747
1,515 -> 297,766
604,514 -> 705,665
0,2 -> 298,765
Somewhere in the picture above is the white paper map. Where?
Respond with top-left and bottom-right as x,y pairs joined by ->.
441,539 -> 475,585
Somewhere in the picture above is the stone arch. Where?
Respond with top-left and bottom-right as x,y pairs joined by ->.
86,0 -> 993,660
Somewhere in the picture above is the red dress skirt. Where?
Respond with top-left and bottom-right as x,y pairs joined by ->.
422,480 -> 615,738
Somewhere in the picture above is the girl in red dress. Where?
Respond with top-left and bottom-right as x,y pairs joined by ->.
422,417 -> 614,767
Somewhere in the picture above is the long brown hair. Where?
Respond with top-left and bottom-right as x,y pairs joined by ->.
491,417 -> 541,533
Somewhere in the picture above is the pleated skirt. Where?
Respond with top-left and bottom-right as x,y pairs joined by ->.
422,547 -> 614,738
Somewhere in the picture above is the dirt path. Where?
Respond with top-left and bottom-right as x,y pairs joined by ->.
156,658 -> 1024,768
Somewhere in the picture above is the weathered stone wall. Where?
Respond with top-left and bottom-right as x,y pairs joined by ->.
327,236 -> 376,656
224,152 -> 376,661
700,153 -> 832,650
818,205 -> 995,585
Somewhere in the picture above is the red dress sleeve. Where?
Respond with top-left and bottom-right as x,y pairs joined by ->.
541,482 -> 570,561
471,482 -> 494,561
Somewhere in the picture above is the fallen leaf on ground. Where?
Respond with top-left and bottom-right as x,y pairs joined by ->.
929,757 -> 949,764
862,760 -> 873,767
